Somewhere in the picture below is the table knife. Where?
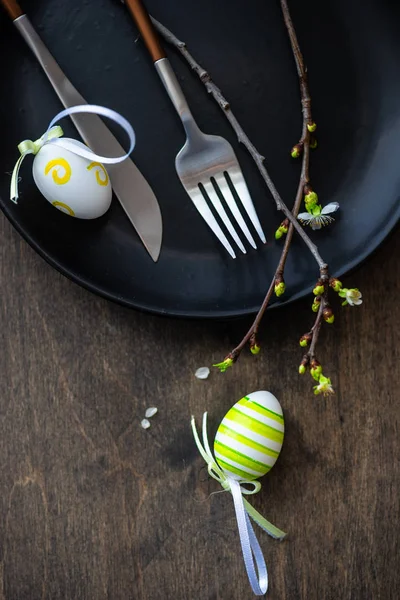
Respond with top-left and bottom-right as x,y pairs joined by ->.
1,0 -> 163,262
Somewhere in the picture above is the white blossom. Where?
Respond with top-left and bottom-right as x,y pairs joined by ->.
343,288 -> 363,306
298,202 -> 339,230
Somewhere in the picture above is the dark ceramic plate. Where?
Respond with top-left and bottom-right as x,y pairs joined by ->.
0,0 -> 399,318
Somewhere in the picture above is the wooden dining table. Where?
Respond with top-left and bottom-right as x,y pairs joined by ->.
0,210 -> 398,600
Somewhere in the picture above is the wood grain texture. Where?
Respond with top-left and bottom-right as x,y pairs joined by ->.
0,211 -> 398,600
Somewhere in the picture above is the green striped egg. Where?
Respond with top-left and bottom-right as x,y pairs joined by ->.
214,391 -> 284,481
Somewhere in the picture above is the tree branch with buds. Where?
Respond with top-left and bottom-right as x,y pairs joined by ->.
298,277 -> 362,395
151,2 -> 362,394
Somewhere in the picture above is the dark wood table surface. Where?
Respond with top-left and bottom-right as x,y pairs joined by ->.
0,211 -> 398,600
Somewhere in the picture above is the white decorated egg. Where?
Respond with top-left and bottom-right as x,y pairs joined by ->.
32,139 -> 112,219
214,390 -> 284,481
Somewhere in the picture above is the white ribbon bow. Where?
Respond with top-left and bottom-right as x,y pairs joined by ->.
191,412 -> 286,597
10,104 -> 136,202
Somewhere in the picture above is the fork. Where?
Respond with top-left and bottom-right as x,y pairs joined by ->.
124,0 -> 266,258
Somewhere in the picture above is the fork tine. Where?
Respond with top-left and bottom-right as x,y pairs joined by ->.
213,174 -> 257,250
227,169 -> 267,244
201,181 -> 247,255
188,185 -> 236,258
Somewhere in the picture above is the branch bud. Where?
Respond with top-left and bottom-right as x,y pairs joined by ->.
213,355 -> 235,373
274,275 -> 286,297
309,136 -> 318,149
291,143 -> 303,158
313,280 -> 325,296
310,359 -> 323,381
304,190 -> 319,208
307,122 -> 317,133
312,295 -> 321,312
275,219 -> 289,240
250,334 -> 261,355
303,183 -> 313,195
323,306 -> 335,324
299,333 -> 312,348
298,357 -> 308,375
248,332 -> 261,355
329,277 -> 343,292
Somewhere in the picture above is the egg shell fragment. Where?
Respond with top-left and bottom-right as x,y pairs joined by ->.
214,390 -> 284,481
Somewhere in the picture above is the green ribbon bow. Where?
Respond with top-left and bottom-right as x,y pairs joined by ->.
191,412 -> 286,540
10,126 -> 64,203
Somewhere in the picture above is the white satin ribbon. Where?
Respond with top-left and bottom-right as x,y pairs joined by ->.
10,104 -> 136,202
191,413 -> 286,597
230,478 -> 268,595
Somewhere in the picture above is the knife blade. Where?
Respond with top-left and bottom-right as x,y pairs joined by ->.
5,8 -> 162,262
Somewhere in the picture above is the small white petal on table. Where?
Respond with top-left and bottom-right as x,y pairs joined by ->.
141,418 -> 151,430
145,407 -> 158,418
195,367 -> 210,380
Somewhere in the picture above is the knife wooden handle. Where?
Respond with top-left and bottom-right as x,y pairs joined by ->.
124,0 -> 166,63
1,0 -> 23,20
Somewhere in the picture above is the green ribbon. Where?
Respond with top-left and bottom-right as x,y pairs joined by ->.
191,412 -> 286,540
10,126 -> 64,203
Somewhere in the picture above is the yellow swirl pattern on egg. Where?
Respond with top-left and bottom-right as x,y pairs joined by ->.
87,162 -> 109,187
52,201 -> 75,217
44,158 -> 72,185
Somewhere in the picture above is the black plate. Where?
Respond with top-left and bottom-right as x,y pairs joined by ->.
1,0 -> 399,318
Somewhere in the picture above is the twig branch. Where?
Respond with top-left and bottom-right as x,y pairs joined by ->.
307,297 -> 325,359
228,149 -> 310,357
279,0 -> 333,378
210,0 -> 319,358
278,0 -> 313,274
151,16 -> 328,272
230,279 -> 276,357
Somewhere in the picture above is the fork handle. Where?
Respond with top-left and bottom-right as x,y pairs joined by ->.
124,0 -> 166,62
0,0 -> 24,20
125,0 -> 197,132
